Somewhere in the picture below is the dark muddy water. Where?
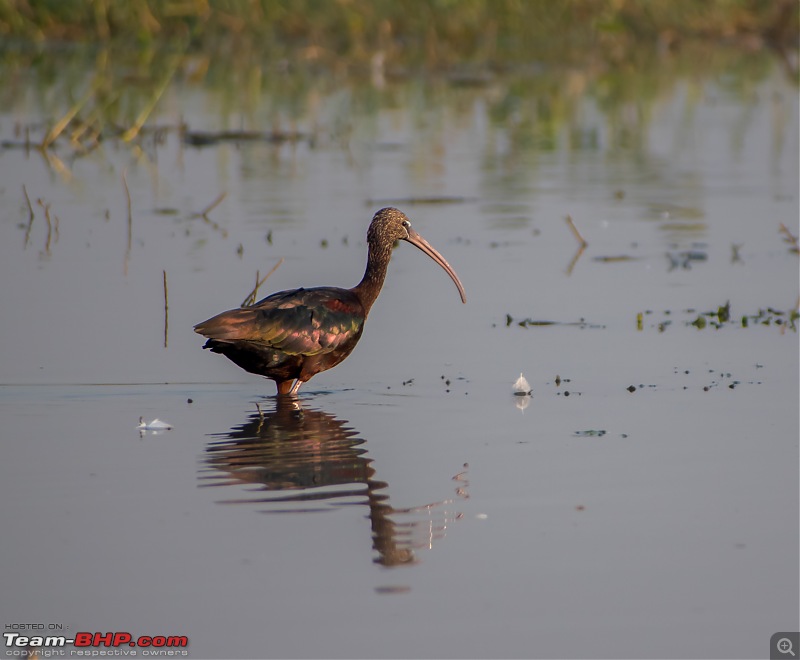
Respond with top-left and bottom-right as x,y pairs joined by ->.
0,46 -> 797,659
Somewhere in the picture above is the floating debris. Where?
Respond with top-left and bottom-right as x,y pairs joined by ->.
183,129 -> 306,147
513,373 -> 531,396
593,255 -> 640,262
137,417 -> 173,432
574,429 -> 606,437
512,373 -> 532,412
666,250 -> 708,270
374,585 -> 411,595
505,314 -> 605,329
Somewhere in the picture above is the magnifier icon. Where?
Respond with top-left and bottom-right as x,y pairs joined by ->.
778,638 -> 796,656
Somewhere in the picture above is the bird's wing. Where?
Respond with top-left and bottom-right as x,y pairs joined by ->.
194,287 -> 364,356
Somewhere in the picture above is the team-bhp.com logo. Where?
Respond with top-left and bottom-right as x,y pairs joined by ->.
4,632 -> 188,652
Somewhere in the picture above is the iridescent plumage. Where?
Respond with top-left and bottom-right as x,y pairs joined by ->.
194,207 -> 465,396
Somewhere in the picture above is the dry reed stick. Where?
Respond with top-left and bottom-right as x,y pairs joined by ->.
163,269 -> 169,348
41,89 -> 93,150
565,215 -> 588,248
564,215 -> 588,275
241,258 -> 284,307
199,191 -> 227,218
122,170 -> 132,275
121,59 -> 179,142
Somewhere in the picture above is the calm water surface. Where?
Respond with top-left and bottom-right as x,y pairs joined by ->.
0,46 -> 797,659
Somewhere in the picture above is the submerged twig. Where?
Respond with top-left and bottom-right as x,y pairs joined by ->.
36,198 -> 53,255
565,244 -> 586,276
253,401 -> 266,433
22,185 -> 34,247
241,258 -> 284,307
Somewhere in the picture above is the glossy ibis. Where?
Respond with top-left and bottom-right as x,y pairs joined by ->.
194,207 -> 466,396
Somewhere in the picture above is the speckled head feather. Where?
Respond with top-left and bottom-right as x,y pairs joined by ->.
366,207 -> 412,249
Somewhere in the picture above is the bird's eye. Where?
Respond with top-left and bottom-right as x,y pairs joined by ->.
402,220 -> 410,228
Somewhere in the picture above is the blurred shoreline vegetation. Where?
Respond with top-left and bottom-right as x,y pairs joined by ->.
0,0 -> 797,67
0,1 -> 795,163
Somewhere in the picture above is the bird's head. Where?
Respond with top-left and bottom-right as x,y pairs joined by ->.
367,207 -> 466,304
366,207 -> 415,246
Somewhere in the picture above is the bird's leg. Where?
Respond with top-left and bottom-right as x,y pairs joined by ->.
275,379 -> 303,398
276,380 -> 294,397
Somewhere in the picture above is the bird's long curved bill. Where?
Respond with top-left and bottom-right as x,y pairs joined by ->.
405,227 -> 467,303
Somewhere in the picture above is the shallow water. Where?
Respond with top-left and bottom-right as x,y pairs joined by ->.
1,46 -> 798,659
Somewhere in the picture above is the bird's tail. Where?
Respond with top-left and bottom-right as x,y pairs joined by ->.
194,308 -> 261,341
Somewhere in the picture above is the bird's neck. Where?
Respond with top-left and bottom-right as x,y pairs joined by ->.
351,242 -> 391,317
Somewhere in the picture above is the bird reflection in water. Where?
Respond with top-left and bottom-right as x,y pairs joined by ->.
200,399 -> 468,567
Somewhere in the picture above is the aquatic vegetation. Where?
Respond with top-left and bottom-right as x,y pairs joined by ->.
506,302 -> 797,334
640,303 -> 799,332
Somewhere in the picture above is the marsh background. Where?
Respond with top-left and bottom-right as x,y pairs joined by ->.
1,2 -> 798,659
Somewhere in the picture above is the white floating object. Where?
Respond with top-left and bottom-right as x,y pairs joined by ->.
137,417 -> 173,431
513,372 -> 531,396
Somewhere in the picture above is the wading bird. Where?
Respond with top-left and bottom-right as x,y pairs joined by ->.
194,207 -> 466,396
